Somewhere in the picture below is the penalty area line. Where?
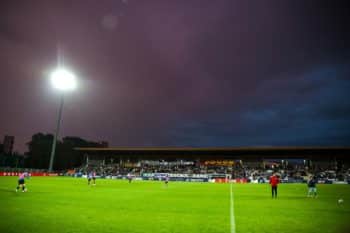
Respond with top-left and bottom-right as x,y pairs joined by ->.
230,183 -> 236,233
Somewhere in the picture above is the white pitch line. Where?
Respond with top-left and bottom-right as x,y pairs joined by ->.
230,183 -> 236,233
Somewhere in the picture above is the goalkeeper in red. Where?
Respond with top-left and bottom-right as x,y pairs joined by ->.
269,173 -> 280,198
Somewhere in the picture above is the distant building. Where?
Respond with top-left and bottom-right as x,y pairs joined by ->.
3,135 -> 15,154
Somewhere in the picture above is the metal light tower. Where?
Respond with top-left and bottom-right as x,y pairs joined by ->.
48,68 -> 77,172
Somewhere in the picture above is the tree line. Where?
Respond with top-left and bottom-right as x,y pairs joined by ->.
24,133 -> 105,170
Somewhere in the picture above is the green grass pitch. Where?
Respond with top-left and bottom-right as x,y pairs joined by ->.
1,177 -> 349,233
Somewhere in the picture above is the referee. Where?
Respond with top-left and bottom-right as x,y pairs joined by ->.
269,173 -> 280,198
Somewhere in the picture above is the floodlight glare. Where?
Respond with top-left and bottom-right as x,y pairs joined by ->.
50,68 -> 77,91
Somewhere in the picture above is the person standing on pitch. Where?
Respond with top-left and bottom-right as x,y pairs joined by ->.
127,173 -> 132,183
269,173 -> 280,198
16,172 -> 29,192
91,171 -> 96,186
87,171 -> 92,185
307,176 -> 317,198
164,174 -> 169,187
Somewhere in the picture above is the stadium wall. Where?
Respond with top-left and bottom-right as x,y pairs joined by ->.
0,172 -> 58,176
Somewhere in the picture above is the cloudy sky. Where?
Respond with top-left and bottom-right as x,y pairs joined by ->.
0,0 -> 349,152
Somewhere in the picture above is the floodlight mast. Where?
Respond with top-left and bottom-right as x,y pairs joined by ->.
48,67 -> 76,172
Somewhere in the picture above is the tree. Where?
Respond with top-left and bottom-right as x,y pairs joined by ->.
25,133 -> 106,170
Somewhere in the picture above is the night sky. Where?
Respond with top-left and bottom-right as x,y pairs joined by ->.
1,0 -> 349,153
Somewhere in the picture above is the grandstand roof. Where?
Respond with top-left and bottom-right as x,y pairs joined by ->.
75,146 -> 349,151
74,146 -> 350,160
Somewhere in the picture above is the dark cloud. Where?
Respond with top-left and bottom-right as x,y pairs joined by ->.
159,63 -> 350,147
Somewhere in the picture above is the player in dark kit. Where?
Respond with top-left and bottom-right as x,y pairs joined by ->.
164,175 -> 169,187
87,172 -> 92,185
307,176 -> 317,198
269,173 -> 280,198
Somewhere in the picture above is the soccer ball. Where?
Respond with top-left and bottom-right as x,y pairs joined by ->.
338,199 -> 344,204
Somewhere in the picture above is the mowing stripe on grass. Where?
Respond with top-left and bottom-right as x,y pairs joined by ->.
230,183 -> 236,233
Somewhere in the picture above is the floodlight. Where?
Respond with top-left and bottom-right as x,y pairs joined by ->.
50,68 -> 77,91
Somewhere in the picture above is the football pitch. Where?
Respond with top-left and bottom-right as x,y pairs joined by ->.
1,177 -> 349,233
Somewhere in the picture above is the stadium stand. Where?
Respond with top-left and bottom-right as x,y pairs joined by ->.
69,147 -> 350,183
